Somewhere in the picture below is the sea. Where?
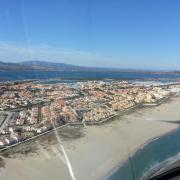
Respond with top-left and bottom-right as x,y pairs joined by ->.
1,70 -> 180,82
107,129 -> 180,180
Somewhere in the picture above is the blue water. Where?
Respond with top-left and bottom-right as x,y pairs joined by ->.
108,129 -> 180,180
1,70 -> 180,81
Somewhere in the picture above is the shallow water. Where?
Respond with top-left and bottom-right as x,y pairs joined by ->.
108,128 -> 180,180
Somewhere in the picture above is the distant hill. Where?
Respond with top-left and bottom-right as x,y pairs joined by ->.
0,60 -> 179,74
20,60 -> 132,72
0,60 -> 129,72
20,60 -> 81,71
0,60 -> 81,71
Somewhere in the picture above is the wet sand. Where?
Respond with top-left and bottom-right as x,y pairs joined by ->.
0,97 -> 180,180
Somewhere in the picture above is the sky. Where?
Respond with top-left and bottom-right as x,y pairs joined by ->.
0,0 -> 180,70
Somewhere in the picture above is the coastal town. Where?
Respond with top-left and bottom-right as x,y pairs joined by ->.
0,80 -> 180,149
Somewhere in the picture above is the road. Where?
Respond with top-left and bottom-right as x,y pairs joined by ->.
0,111 -> 15,132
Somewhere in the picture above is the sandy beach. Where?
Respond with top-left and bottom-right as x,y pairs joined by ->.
0,97 -> 180,180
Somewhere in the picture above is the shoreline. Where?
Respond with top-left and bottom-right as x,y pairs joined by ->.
103,98 -> 180,180
78,97 -> 180,180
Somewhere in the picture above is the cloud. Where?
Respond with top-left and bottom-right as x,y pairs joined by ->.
0,41 -> 105,66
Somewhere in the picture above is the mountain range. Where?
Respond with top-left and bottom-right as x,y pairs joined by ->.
0,60 -> 179,74
0,60 -> 137,72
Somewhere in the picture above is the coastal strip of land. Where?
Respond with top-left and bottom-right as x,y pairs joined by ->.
0,95 -> 170,152
1,80 -> 180,151
0,97 -> 180,180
